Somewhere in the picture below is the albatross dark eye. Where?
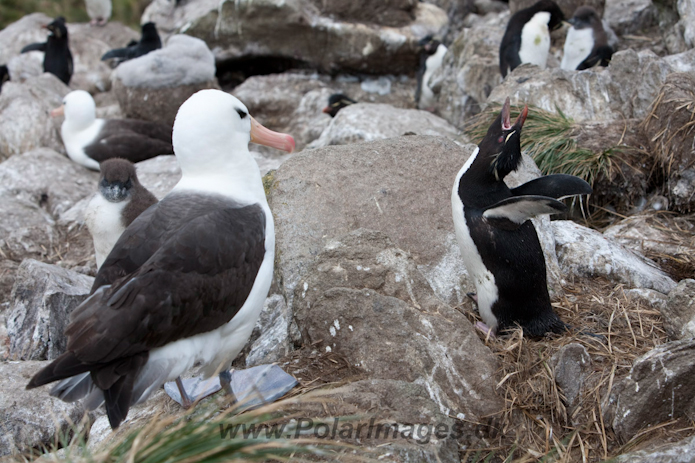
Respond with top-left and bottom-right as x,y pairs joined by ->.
236,109 -> 248,119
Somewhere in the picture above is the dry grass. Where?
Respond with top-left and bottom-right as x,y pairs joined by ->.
457,278 -> 695,463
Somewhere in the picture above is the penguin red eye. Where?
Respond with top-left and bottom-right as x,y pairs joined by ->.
498,136 -> 504,143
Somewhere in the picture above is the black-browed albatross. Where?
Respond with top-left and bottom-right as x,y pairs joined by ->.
27,89 -> 296,429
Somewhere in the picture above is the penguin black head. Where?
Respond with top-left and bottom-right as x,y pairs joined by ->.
528,0 -> 565,30
141,22 -> 159,39
418,35 -> 442,55
322,93 -> 357,118
479,98 -> 528,181
98,158 -> 138,202
45,17 -> 68,39
568,6 -> 600,29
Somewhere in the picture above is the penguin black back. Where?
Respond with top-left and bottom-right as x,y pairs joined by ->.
101,22 -> 162,64
20,17 -> 73,85
499,0 -> 564,78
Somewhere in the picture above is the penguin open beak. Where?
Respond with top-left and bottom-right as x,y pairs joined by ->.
249,116 -> 295,153
514,105 -> 528,129
501,98 -> 512,131
50,105 -> 65,118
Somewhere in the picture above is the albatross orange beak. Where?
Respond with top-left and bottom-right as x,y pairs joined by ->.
250,116 -> 295,153
50,105 -> 65,118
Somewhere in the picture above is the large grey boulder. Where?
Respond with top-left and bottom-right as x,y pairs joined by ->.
0,360 -> 87,457
487,48 -> 695,123
678,0 -> 695,49
552,220 -> 676,294
614,435 -> 695,463
604,339 -> 695,442
0,74 -> 69,161
268,135 -> 560,310
142,0 -> 448,75
293,229 -> 503,420
308,103 -> 463,148
7,259 -> 93,360
0,148 -> 98,258
113,35 -> 218,127
661,279 -> 695,341
604,0 -> 658,35
431,12 -> 505,127
510,0 -> 605,17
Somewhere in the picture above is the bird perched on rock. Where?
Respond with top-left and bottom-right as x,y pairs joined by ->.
561,6 -> 614,71
20,17 -> 73,85
499,0 -> 564,78
322,93 -> 356,117
0,65 -> 9,93
85,0 -> 112,26
51,90 -> 173,170
85,158 -> 158,269
27,89 -> 296,429
101,23 -> 162,66
416,35 -> 447,111
451,98 -> 592,337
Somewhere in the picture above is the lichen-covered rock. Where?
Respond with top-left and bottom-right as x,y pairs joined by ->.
661,279 -> 695,340
552,220 -> 676,293
604,339 -> 695,442
604,0 -> 658,35
294,229 -> 503,420
0,75 -> 69,161
142,0 -> 448,75
0,360 -> 87,456
487,48 -> 695,123
614,435 -> 695,463
308,103 -> 463,148
113,35 -> 218,127
7,259 -> 93,360
678,0 -> 695,49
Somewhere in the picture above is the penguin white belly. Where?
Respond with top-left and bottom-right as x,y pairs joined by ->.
451,149 -> 500,331
85,193 -> 127,269
86,0 -> 112,20
419,44 -> 447,109
561,28 -> 593,70
518,15 -> 550,69
62,119 -> 105,170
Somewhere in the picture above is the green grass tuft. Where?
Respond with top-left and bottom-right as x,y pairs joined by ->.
0,0 -> 151,29
465,104 -> 614,188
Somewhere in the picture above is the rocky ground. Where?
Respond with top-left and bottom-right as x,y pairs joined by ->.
0,0 -> 694,461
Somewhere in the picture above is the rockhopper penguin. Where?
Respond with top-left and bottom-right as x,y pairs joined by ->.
499,0 -> 564,78
561,6 -> 614,71
323,93 -> 356,118
20,17 -> 73,85
101,22 -> 162,66
451,98 -> 592,336
416,35 -> 447,110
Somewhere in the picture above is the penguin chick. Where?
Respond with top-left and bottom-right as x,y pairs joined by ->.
451,98 -> 592,337
85,0 -> 112,26
499,0 -> 564,78
416,35 -> 447,110
85,158 -> 157,269
322,93 -> 357,118
20,17 -> 73,85
561,6 -> 614,71
101,23 -> 162,65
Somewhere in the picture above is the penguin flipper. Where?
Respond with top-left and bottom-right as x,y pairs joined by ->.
510,174 -> 592,199
21,42 -> 47,53
577,45 -> 614,70
483,195 -> 566,230
101,47 -> 130,61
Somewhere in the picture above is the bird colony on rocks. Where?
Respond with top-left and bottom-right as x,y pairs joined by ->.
0,0 -> 694,461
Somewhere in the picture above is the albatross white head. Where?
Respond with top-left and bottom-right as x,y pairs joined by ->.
52,90 -> 97,131
172,90 -> 295,202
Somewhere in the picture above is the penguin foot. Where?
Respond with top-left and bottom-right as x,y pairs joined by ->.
466,292 -> 478,304
475,321 -> 496,339
164,365 -> 298,410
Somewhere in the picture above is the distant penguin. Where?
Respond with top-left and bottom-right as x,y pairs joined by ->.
499,0 -> 564,78
20,17 -> 73,85
561,6 -> 614,71
85,0 -> 112,26
322,93 -> 356,117
451,98 -> 592,336
85,158 -> 158,269
416,35 -> 447,110
101,23 -> 162,65
0,65 -> 9,93
51,90 -> 173,170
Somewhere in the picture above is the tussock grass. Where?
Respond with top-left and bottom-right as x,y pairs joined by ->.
457,278 -> 695,462
465,104 -> 614,187
0,0 -> 150,29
